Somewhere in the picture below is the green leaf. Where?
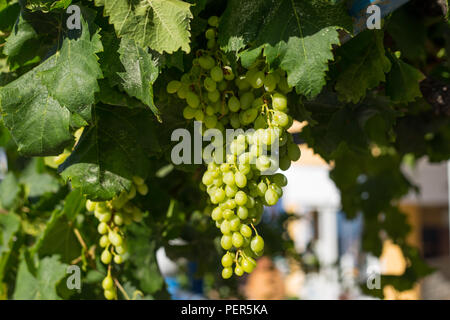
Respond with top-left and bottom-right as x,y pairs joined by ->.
0,172 -> 20,209
94,0 -> 193,54
13,255 -> 67,299
20,158 -> 60,198
31,211 -> 81,263
219,0 -> 352,99
117,37 -> 160,118
334,31 -> 391,103
62,188 -> 85,221
385,53 -> 425,104
0,212 -> 21,281
0,60 -> 72,156
60,105 -> 161,200
4,12 -> 37,57
40,16 -> 103,118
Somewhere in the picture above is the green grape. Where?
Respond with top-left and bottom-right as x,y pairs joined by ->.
198,56 -> 215,70
211,207 -> 223,221
234,191 -> 248,206
208,16 -> 219,27
207,39 -> 215,49
273,111 -> 289,128
222,267 -> 233,279
256,155 -> 271,172
99,235 -> 109,247
264,74 -> 277,92
265,188 -> 279,206
194,109 -> 205,122
252,97 -> 264,108
279,156 -> 291,171
86,200 -> 96,212
230,216 -> 241,231
204,115 -> 218,129
237,206 -> 249,219
239,108 -> 258,126
228,96 -> 241,112
204,77 -> 217,92
220,163 -> 231,172
99,212 -> 111,223
113,214 -> 124,226
109,232 -> 123,247
186,91 -> 200,108
242,257 -> 256,273
166,80 -> 181,94
235,76 -> 251,90
230,113 -> 241,129
221,253 -> 234,267
101,249 -> 112,264
254,115 -> 267,129
211,66 -> 224,82
225,185 -> 238,197
207,90 -> 220,103
240,92 -> 254,110
272,92 -> 287,111
270,183 -> 283,197
104,289 -> 116,300
213,188 -> 226,204
116,245 -> 126,255
114,254 -> 123,264
257,181 -> 268,196
225,199 -> 236,210
202,171 -> 214,185
223,209 -> 234,220
234,265 -> 244,276
220,220 -> 231,234
177,85 -> 188,99
102,276 -> 114,290
250,235 -> 264,252
278,77 -> 292,93
232,232 -> 244,248
249,71 -> 265,88
98,222 -> 108,235
205,28 -> 216,40
240,224 -> 252,238
235,172 -> 247,188
221,235 -> 233,250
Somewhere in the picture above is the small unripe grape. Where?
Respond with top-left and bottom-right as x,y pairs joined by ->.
116,245 -> 126,255
214,188 -> 226,203
202,171 -> 214,186
132,176 -> 145,185
127,185 -> 136,199
232,232 -> 244,248
240,224 -> 252,238
250,71 -> 265,88
234,265 -> 244,276
251,235 -> 264,253
221,235 -> 233,250
205,28 -> 216,40
242,257 -> 256,273
102,275 -> 114,290
222,209 -> 234,220
234,191 -> 247,206
240,92 -> 254,110
208,16 -> 219,27
198,56 -> 215,70
222,267 -> 233,279
207,39 -> 215,49
100,235 -> 110,247
212,207 -> 223,221
230,217 -> 241,231
221,253 -> 234,267
235,172 -> 247,188
265,188 -> 279,206
237,206 -> 248,219
104,289 -> 116,300
225,185 -> 238,197
204,77 -> 217,92
218,81 -> 227,91
137,183 -> 148,196
101,249 -> 112,264
207,90 -> 220,103
257,181 -> 268,196
273,111 -> 289,128
166,80 -> 181,94
108,232 -> 123,247
220,220 -> 231,234
270,183 -> 283,197
272,93 -> 287,111
204,115 -> 218,129
183,106 -> 196,119
98,222 -> 108,235
264,73 -> 277,92
225,199 -> 236,210
194,109 -> 205,122
228,96 -> 240,112
210,66 -> 224,82
288,143 -> 301,161
114,254 -> 123,264
273,173 -> 288,187
186,91 -> 200,108
113,214 -> 124,226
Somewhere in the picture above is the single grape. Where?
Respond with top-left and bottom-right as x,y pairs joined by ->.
240,92 -> 254,110
222,267 -> 233,279
221,253 -> 234,267
86,200 -> 96,212
273,173 -> 288,187
186,91 -> 200,108
264,74 -> 277,92
114,254 -> 123,264
265,188 -> 279,206
250,235 -> 264,252
102,275 -> 114,290
234,191 -> 248,206
166,80 -> 181,94
210,66 -> 224,82
234,265 -> 244,276
208,16 -> 219,27
104,289 -> 116,300
235,172 -> 247,188
220,220 -> 231,234
205,28 -> 216,40
230,217 -> 241,231
228,96 -> 241,112
272,93 -> 287,111
240,224 -> 252,238
204,77 -> 217,92
198,56 -> 215,70
100,235 -> 110,247
98,222 -> 108,235
288,142 -> 301,161
232,232 -> 244,248
237,206 -> 249,219
223,66 -> 234,80
242,257 -> 256,273
221,235 -> 233,250
211,207 -> 223,221
101,249 -> 112,264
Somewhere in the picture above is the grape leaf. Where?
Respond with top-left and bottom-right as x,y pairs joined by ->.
20,159 -> 60,198
219,0 -> 352,99
60,105 -> 161,200
117,37 -> 160,118
94,0 -> 193,54
31,211 -> 81,264
40,16 -> 103,119
334,30 -> 391,103
385,53 -> 425,104
62,188 -> 85,221
0,212 -> 20,283
13,255 -> 67,299
3,12 -> 37,57
0,61 -> 72,156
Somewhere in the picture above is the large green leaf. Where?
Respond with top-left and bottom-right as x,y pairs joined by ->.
385,53 -> 425,104
334,31 -> 391,103
219,0 -> 352,99
117,37 -> 160,118
40,16 -> 103,118
95,0 -> 193,54
60,105 -> 161,200
13,255 -> 67,299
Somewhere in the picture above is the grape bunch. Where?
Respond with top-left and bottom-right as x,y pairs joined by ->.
85,176 -> 148,299
166,16 -> 301,278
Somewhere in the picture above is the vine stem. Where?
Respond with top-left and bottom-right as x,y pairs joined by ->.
114,278 -> 130,300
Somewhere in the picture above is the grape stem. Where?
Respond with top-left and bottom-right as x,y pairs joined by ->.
114,277 -> 130,300
250,223 -> 259,236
